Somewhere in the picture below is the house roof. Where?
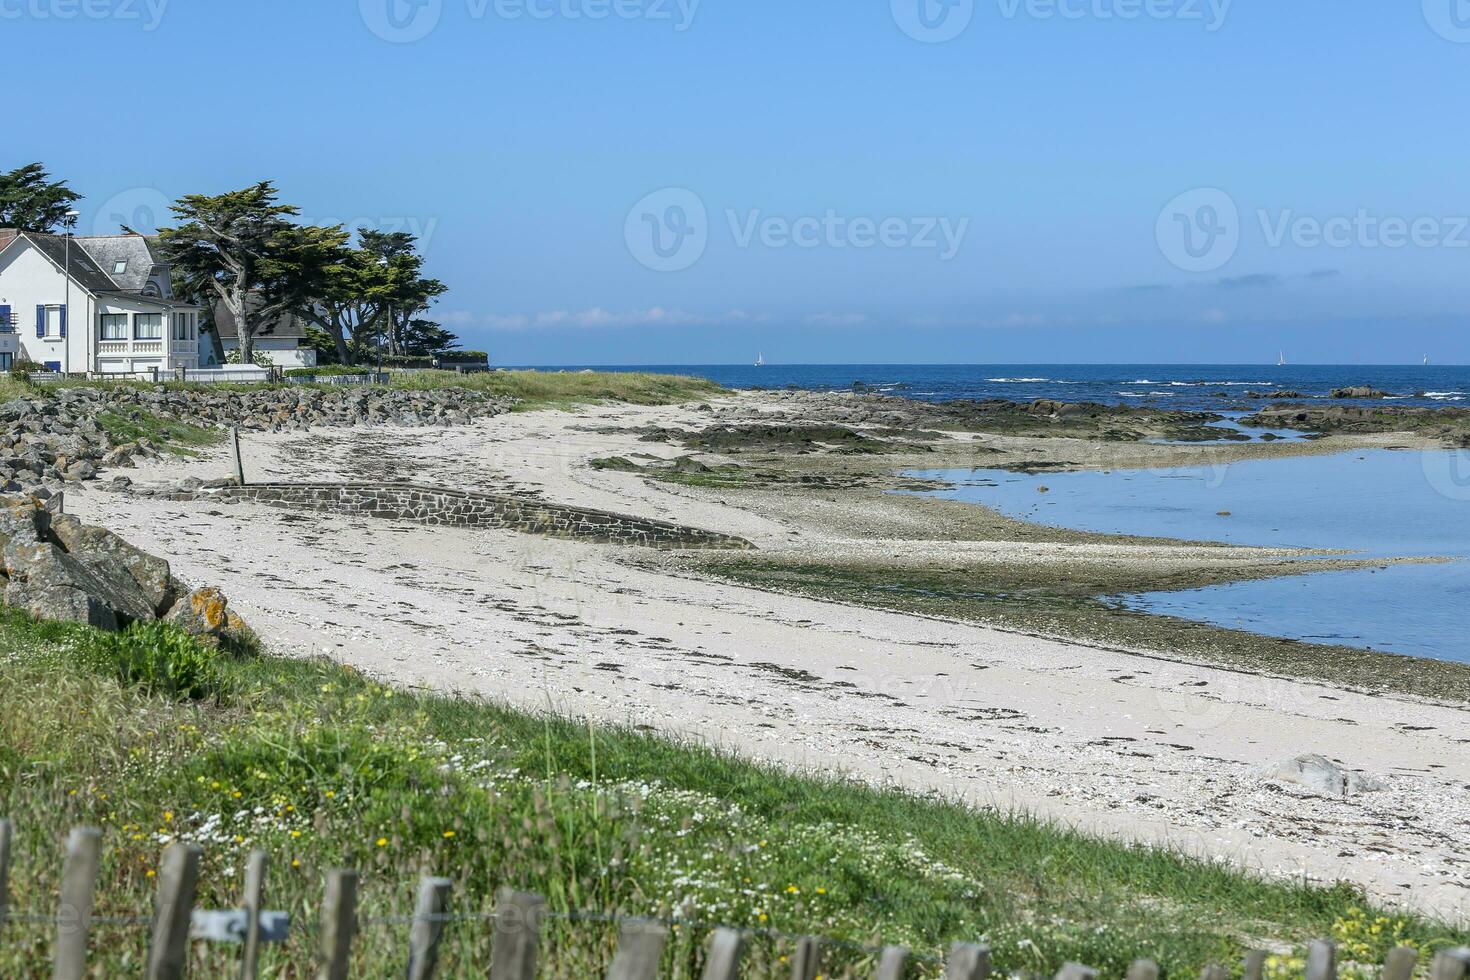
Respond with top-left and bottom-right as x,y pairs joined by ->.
2,231 -> 198,310
211,297 -> 308,340
74,235 -> 166,293
25,232 -> 120,294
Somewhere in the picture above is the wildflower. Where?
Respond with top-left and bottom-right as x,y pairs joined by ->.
443,831 -> 456,839
376,837 -> 388,847
163,811 -> 173,823
291,859 -> 300,868
145,870 -> 156,878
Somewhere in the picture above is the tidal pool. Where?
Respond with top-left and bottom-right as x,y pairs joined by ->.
910,449 -> 1470,663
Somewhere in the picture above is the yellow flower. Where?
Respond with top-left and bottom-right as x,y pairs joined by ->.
145,870 -> 156,878
325,791 -> 336,799
376,837 -> 388,847
290,831 -> 301,839
443,831 -> 456,839
816,887 -> 826,895
291,859 -> 300,868
163,811 -> 173,823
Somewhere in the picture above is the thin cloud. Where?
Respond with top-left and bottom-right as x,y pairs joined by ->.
1216,273 -> 1282,289
463,308 -> 766,330
804,312 -> 870,326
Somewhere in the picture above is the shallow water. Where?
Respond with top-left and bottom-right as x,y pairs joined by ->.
910,450 -> 1470,663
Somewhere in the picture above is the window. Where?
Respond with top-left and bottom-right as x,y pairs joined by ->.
45,307 -> 64,336
134,314 -> 163,340
141,282 -> 160,297
100,314 -> 128,340
173,313 -> 194,341
113,259 -> 128,275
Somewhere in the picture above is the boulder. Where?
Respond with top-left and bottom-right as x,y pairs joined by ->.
0,496 -> 49,551
164,586 -> 252,648
48,514 -> 181,616
1330,386 -> 1391,399
1264,754 -> 1386,797
3,540 -> 157,628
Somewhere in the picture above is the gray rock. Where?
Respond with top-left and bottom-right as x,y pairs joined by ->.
3,540 -> 157,627
1265,754 -> 1386,796
49,513 -> 180,616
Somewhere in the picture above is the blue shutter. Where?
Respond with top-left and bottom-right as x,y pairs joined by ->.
59,304 -> 67,338
36,305 -> 45,338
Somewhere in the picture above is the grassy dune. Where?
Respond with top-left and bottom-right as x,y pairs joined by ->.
388,369 -> 726,410
0,612 -> 1463,976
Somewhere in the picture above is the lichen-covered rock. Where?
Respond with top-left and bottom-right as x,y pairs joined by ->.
0,496 -> 48,551
3,539 -> 157,628
164,586 -> 253,648
48,513 -> 182,616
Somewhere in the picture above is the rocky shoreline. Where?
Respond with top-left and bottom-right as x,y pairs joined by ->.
0,383 -> 513,493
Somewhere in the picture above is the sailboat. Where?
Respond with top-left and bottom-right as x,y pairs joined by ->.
1424,354 -> 1430,366
1277,351 -> 1286,367
754,353 -> 765,367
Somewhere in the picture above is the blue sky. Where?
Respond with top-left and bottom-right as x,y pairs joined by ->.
9,0 -> 1470,364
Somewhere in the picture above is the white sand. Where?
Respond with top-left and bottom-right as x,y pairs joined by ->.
69,398 -> 1470,920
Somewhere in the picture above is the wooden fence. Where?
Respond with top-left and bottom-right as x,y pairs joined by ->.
1,819 -> 1469,979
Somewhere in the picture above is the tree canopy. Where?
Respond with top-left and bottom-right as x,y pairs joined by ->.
159,182 -> 348,364
0,163 -> 82,232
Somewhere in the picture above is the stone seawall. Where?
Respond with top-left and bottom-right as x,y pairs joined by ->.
188,482 -> 754,550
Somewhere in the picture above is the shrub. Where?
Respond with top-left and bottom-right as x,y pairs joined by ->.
285,365 -> 376,378
79,622 -> 227,701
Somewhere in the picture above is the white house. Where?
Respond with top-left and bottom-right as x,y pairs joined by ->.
203,299 -> 317,369
0,229 -> 202,377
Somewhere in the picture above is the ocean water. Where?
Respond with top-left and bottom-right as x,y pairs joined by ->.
548,363 -> 1470,412
554,363 -> 1470,660
909,450 -> 1470,663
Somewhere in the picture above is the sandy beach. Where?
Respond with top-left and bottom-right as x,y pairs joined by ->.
69,393 -> 1470,920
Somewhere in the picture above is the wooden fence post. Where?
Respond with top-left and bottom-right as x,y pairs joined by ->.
789,936 -> 820,980
1127,960 -> 1160,980
54,826 -> 102,980
700,928 -> 746,980
875,946 -> 909,980
1056,964 -> 1098,980
406,875 -> 453,980
0,818 -> 11,943
1431,949 -> 1470,980
316,869 -> 358,980
1305,940 -> 1336,980
946,943 -> 991,980
1381,946 -> 1419,980
239,850 -> 268,980
146,842 -> 202,980
490,888 -> 544,980
229,428 -> 245,486
606,921 -> 669,980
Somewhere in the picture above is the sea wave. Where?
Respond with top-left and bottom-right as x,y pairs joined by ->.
986,377 -> 1050,383
1124,380 -> 1272,386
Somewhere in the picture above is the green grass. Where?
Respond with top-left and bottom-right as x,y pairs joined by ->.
0,612 -> 1463,976
96,410 -> 224,457
387,369 -> 726,409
